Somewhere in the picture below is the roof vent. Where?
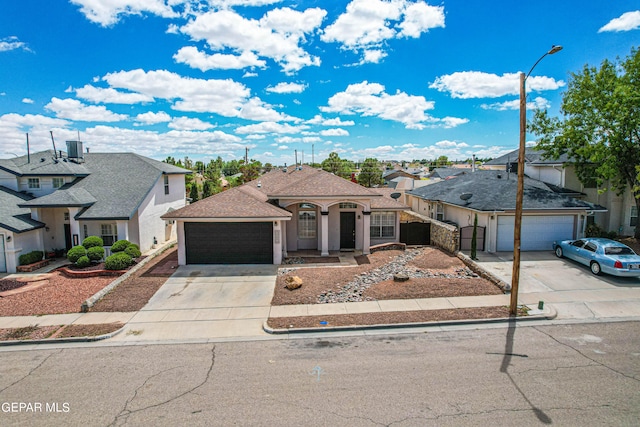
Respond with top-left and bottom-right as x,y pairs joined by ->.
66,140 -> 84,163
40,158 -> 45,162
283,163 -> 287,173
496,173 -> 502,179
257,180 -> 262,188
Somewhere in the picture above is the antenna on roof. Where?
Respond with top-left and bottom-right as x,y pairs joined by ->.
50,131 -> 58,159
26,133 -> 30,164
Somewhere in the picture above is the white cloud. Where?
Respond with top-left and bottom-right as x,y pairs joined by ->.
321,81 -> 463,130
599,11 -> 640,32
306,115 -> 355,126
430,71 -> 565,99
481,96 -> 551,111
277,144 -> 289,150
173,47 -> 266,71
179,7 -> 325,74
168,116 -> 215,131
45,98 -> 128,122
70,0 -> 178,27
243,71 -> 259,78
266,82 -> 307,94
0,36 -> 31,52
361,49 -> 387,64
135,111 -> 171,124
101,69 -> 293,121
320,128 -> 349,136
235,121 -> 301,134
321,0 -> 444,63
75,84 -> 154,104
22,98 -> 34,104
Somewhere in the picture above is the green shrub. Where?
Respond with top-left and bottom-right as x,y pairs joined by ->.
87,246 -> 105,261
104,252 -> 133,270
110,239 -> 130,253
75,256 -> 91,268
67,245 -> 87,263
82,236 -> 104,249
124,244 -> 141,258
18,251 -> 44,266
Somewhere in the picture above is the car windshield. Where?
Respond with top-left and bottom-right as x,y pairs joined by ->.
604,247 -> 635,255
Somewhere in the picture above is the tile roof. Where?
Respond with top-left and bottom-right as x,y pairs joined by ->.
17,151 -> 189,220
0,186 -> 45,233
164,165 -> 396,220
0,150 -> 90,176
162,185 -> 292,219
407,170 -> 605,212
368,188 -> 409,210
484,147 -> 573,166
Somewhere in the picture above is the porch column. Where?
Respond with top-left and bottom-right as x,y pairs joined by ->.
31,208 -> 45,257
321,210 -> 329,256
281,220 -> 288,257
362,211 -> 371,255
116,220 -> 129,243
67,207 -> 81,246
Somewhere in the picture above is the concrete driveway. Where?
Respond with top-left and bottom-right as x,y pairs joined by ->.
473,251 -> 640,320
110,265 -> 278,342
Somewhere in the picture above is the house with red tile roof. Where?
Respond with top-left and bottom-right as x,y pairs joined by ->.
163,165 -> 407,265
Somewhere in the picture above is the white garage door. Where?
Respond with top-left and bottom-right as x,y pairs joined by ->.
497,215 -> 575,251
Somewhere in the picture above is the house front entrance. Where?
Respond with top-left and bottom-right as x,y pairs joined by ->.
340,212 -> 356,249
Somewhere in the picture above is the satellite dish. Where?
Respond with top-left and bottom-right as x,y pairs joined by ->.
460,193 -> 473,201
390,192 -> 401,199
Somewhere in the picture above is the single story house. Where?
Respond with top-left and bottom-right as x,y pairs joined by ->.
485,147 -> 637,236
163,165 -> 408,265
0,142 -> 189,273
405,170 -> 606,252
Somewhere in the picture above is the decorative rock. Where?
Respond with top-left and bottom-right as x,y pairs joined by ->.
285,276 -> 303,290
393,273 -> 409,282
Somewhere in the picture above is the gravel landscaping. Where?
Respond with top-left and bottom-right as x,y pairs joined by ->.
272,247 -> 503,306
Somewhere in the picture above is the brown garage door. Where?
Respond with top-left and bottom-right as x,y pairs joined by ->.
185,222 -> 273,264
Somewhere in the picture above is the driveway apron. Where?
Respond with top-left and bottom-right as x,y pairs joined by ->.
109,265 -> 278,342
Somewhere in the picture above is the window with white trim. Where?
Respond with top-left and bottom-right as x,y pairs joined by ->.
370,212 -> 395,238
164,175 -> 170,195
298,211 -> 316,239
53,177 -> 64,188
339,202 -> 357,209
631,206 -> 638,227
436,204 -> 444,221
28,178 -> 40,189
101,224 -> 117,246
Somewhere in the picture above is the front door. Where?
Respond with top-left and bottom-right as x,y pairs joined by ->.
64,224 -> 72,250
340,212 -> 356,249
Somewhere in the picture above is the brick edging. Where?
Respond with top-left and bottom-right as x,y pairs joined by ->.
80,241 -> 176,312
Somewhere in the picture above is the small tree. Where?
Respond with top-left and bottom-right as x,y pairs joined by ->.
357,158 -> 384,188
189,184 -> 199,202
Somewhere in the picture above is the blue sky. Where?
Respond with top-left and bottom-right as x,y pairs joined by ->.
1,1 -> 638,165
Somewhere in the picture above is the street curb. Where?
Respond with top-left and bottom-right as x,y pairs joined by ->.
263,305 -> 557,335
0,324 -> 126,347
80,241 -> 176,312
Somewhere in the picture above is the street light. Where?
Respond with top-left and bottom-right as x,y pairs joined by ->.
510,45 -> 563,316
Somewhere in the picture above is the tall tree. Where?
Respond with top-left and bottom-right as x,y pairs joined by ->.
321,152 -> 353,180
240,159 -> 262,183
357,158 -> 384,187
530,47 -> 640,238
189,184 -> 199,203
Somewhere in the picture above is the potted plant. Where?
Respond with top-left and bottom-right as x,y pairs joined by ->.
47,249 -> 57,259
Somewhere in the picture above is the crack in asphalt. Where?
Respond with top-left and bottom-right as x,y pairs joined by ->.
108,344 -> 216,426
0,349 -> 62,395
533,326 -> 640,383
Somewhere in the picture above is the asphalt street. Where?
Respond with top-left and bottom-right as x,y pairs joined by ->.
1,321 -> 638,426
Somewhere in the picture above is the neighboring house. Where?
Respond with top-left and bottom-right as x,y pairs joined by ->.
405,170 -> 605,252
163,165 -> 407,265
382,169 -> 420,185
429,168 -> 466,180
485,147 -> 637,236
0,141 -> 189,273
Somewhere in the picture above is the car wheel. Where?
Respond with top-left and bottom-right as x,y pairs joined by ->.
555,247 -> 563,258
590,261 -> 601,276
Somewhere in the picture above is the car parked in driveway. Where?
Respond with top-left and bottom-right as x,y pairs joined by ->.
553,237 -> 640,277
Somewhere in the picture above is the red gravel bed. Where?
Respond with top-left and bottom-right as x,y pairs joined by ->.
0,273 -> 118,316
